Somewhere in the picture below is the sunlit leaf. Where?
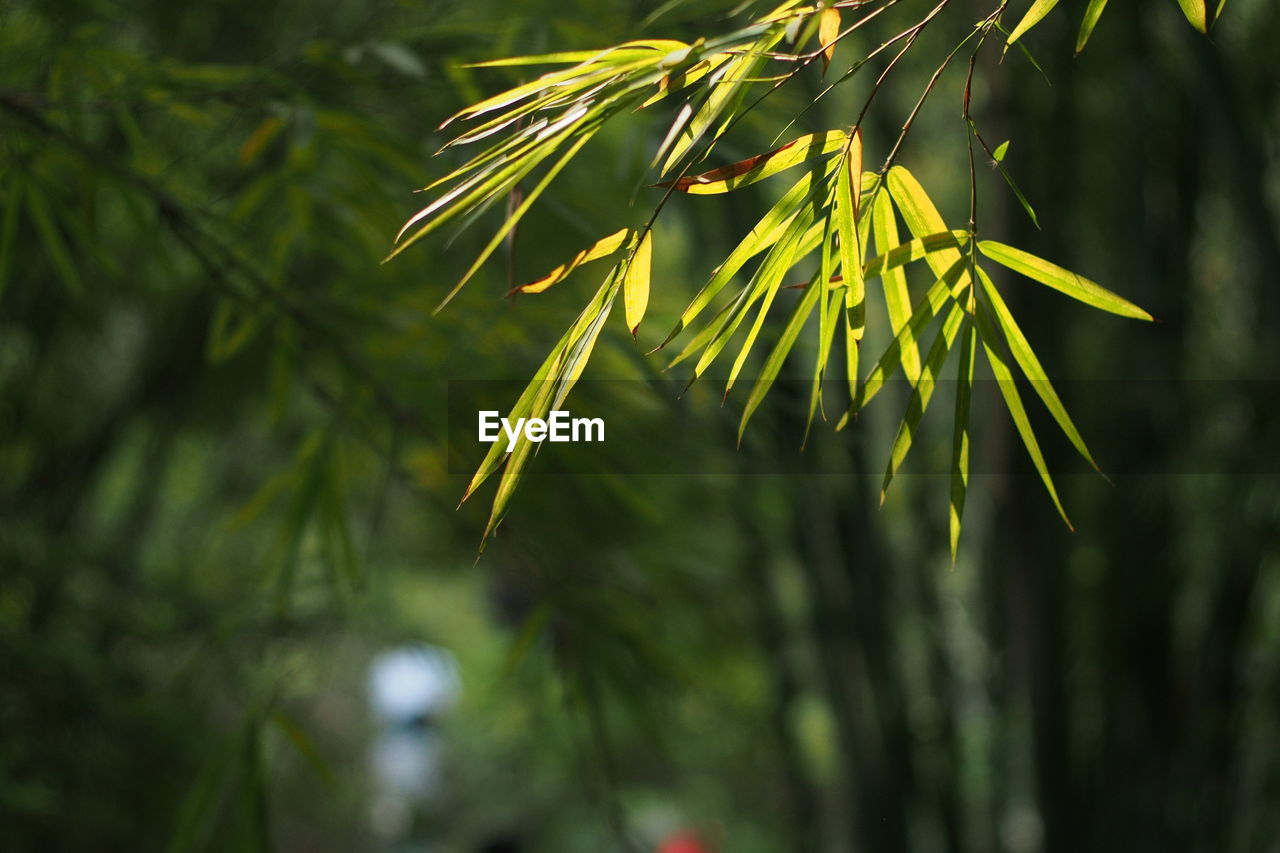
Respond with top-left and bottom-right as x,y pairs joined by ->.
818,6 -> 840,74
834,130 -> 864,398
1075,0 -> 1110,53
1007,0 -> 1060,46
873,187 -> 919,381
881,300 -> 965,500
977,267 -> 1101,472
624,230 -> 653,334
949,317 -> 977,563
656,129 -> 848,194
978,240 -> 1153,320
741,266 -> 823,439
976,301 -> 1073,529
1173,0 -> 1208,33
508,228 -> 631,295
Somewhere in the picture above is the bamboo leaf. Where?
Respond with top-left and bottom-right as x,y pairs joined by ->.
849,254 -> 968,417
881,301 -> 965,501
508,228 -> 630,295
660,161 -> 834,349
976,301 -> 1073,529
26,185 -> 81,295
818,6 -> 840,74
872,188 -> 921,382
834,136 -> 865,400
1173,0 -> 1208,33
862,230 -> 970,280
437,129 -> 598,312
977,266 -> 1101,473
624,230 -> 653,334
950,317 -> 977,563
656,129 -> 848,194
978,240 -> 1153,320
740,267 -> 823,440
1075,0 -> 1110,53
1007,0 -> 1061,46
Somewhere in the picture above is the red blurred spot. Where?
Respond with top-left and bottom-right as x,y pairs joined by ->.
656,832 -> 712,853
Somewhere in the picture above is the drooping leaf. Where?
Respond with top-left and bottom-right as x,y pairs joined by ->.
977,267 -> 1101,472
949,317 -> 977,563
881,300 -> 966,500
1075,0 -> 1110,53
624,230 -> 653,334
660,160 -> 834,348
978,240 -> 1153,320
834,130 -> 865,397
508,227 -> 630,295
740,264 -> 824,440
1007,0 -> 1061,46
862,230 -> 970,280
1173,0 -> 1208,33
656,129 -> 848,194
976,301 -> 1073,529
848,254 -> 968,418
818,6 -> 841,74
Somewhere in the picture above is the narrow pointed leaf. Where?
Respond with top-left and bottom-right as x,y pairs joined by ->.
863,230 -> 970,280
976,302 -> 1073,529
881,301 -> 965,500
1075,0 -> 1110,53
657,129 -> 848,194
872,189 -> 920,382
818,6 -> 841,74
978,240 -> 1153,320
1173,0 -> 1208,32
1007,0 -> 1061,45
508,228 -> 630,295
741,269 -> 823,440
949,318 -> 977,563
977,267 -> 1101,472
834,130 -> 864,359
624,231 -> 653,334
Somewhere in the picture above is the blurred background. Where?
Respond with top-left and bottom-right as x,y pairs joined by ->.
2,0 -> 1279,851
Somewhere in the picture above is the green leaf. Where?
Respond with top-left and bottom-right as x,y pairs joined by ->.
1173,0 -> 1208,33
1007,0 -> 1061,45
740,265 -> 823,440
1075,0 -> 1110,53
437,128 -> 599,312
658,129 -> 848,194
977,266 -> 1101,473
976,301 -> 1073,529
508,228 -> 630,295
993,139 -> 1010,162
872,189 -> 920,382
661,161 -> 833,349
949,317 -> 977,563
978,240 -> 1153,320
848,254 -> 969,418
881,301 -> 965,501
862,230 -> 970,280
624,230 -> 653,334
834,131 -> 865,397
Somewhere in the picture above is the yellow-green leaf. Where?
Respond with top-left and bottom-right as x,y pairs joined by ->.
872,188 -> 921,382
624,230 -> 653,334
1007,0 -> 1061,45
978,240 -> 1153,320
1173,0 -> 1208,33
949,318 -> 977,563
657,129 -> 848,194
1075,0 -> 1110,53
976,301 -> 1073,529
977,267 -> 1101,472
508,228 -> 630,295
